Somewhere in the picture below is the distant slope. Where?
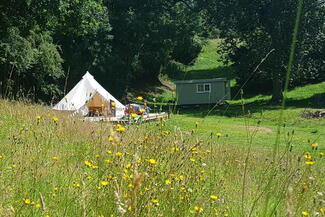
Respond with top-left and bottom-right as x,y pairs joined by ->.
183,39 -> 235,86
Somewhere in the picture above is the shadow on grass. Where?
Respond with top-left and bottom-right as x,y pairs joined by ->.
172,92 -> 325,118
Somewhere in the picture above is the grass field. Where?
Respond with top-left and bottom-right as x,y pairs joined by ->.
0,79 -> 325,216
0,40 -> 325,216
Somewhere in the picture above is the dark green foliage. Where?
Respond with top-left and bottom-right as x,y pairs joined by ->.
106,0 -> 204,95
201,0 -> 325,102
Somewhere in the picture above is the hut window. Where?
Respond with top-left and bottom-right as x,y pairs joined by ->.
197,83 -> 211,93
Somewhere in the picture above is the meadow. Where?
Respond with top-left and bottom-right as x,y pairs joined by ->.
0,39 -> 325,217
0,81 -> 324,217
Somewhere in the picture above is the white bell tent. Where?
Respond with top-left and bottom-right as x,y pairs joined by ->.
53,72 -> 125,117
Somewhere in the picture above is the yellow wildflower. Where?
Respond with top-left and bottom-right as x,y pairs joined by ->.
35,203 -> 41,208
12,164 -> 16,168
148,159 -> 157,164
190,158 -> 196,162
139,109 -> 146,113
24,199 -> 31,204
301,211 -> 309,216
131,113 -> 137,118
304,152 -> 312,159
116,125 -> 126,132
111,101 -> 116,107
106,150 -> 113,154
125,163 -> 132,169
165,179 -> 171,185
210,195 -> 218,200
179,175 -> 184,181
72,183 -> 80,187
137,96 -> 143,101
115,152 -> 123,157
36,115 -> 42,120
224,213 -> 229,217
52,116 -> 59,122
216,132 -> 222,137
311,143 -> 318,149
320,208 -> 325,213
320,152 -> 324,157
52,156 -> 58,161
151,199 -> 159,204
108,136 -> 114,141
101,181 -> 109,186
84,160 -> 92,167
305,161 -> 315,165
105,159 -> 111,163
194,206 -> 203,213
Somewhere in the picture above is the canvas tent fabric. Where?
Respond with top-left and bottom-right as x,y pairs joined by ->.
53,72 -> 125,117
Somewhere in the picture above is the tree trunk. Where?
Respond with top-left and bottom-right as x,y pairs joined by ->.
271,72 -> 283,104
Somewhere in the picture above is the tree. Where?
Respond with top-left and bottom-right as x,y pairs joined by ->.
0,0 -> 64,101
105,0 -> 205,95
200,0 -> 325,102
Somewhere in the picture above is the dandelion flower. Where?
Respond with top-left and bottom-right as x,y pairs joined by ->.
165,179 -> 171,185
35,203 -> 41,208
311,143 -> 318,149
116,126 -> 126,132
179,175 -> 184,181
111,102 -> 116,107
52,156 -> 58,161
305,161 -> 315,165
301,211 -> 309,216
101,181 -> 109,186
194,206 -> 203,213
137,96 -> 143,101
24,199 -> 31,205
36,115 -> 42,120
190,158 -> 196,162
131,113 -> 137,118
151,199 -> 159,204
108,136 -> 114,141
224,213 -> 229,217
210,195 -> 218,200
148,159 -> 157,164
320,152 -> 324,157
84,161 -> 92,167
72,183 -> 80,187
52,116 -> 59,122
304,152 -> 312,159
320,208 -> 325,213
115,152 -> 123,157
216,132 -> 222,137
139,109 -> 145,113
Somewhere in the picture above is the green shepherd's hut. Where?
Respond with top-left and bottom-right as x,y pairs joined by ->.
175,78 -> 230,105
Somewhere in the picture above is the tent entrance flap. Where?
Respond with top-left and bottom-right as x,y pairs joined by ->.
87,92 -> 111,116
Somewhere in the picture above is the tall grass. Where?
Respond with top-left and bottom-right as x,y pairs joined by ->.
0,99 -> 324,217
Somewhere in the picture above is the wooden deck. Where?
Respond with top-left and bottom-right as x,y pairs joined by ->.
84,112 -> 168,123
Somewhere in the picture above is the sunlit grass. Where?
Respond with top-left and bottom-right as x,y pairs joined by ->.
0,99 -> 324,216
